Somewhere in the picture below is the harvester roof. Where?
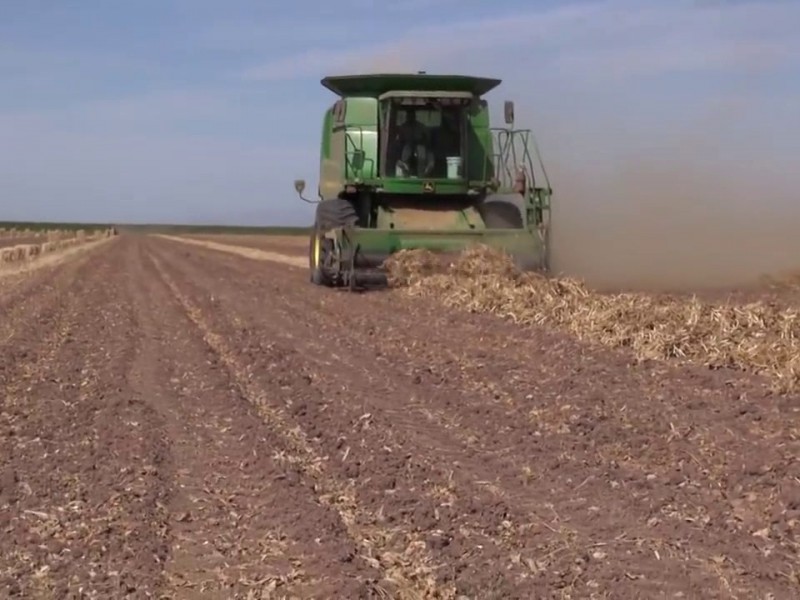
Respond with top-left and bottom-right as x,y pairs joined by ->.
320,73 -> 502,98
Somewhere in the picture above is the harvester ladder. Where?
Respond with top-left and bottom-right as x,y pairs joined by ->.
489,128 -> 551,192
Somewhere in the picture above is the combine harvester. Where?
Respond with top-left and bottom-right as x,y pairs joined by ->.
293,71 -> 553,289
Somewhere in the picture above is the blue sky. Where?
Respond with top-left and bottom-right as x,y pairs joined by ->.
0,0 -> 797,238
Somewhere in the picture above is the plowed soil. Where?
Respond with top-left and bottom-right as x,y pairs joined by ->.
1,234 -> 799,599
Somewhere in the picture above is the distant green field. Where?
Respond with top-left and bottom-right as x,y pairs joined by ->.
0,222 -> 307,236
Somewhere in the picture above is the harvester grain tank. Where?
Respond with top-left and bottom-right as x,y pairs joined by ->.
293,72 -> 552,289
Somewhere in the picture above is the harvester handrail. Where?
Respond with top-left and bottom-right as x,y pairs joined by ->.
344,126 -> 376,181
488,127 -> 551,193
524,128 -> 552,191
490,129 -> 516,186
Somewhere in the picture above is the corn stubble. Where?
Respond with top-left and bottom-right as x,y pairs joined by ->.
385,245 -> 800,393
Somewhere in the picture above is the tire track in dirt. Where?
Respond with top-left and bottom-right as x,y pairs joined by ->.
0,238 -> 170,597
148,239 -> 564,597
0,247 -> 111,571
126,237 -> 382,597
145,245 -> 463,599
156,243 -> 678,595
152,235 -> 800,599
0,243 -> 105,349
0,267 -> 60,312
0,271 -> 97,593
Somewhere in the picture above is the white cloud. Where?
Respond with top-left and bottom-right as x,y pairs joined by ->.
238,0 -> 799,82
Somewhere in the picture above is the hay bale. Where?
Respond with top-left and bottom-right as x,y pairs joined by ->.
1,248 -> 13,262
2,245 -> 18,261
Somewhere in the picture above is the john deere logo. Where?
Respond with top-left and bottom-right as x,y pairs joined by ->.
422,181 -> 435,192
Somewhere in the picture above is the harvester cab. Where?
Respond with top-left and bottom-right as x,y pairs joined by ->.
293,72 -> 552,290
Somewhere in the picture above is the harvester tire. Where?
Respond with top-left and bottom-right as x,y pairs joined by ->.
309,198 -> 359,286
308,222 -> 330,286
479,194 -> 544,272
478,194 -> 524,229
315,197 -> 359,230
310,265 -> 326,285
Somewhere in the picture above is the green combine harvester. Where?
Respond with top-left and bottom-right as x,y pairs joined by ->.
293,71 -> 552,289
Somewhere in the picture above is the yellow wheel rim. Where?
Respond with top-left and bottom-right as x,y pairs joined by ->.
313,236 -> 321,267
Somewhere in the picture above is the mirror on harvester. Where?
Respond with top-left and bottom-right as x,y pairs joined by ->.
504,100 -> 515,125
294,179 -> 306,194
350,149 -> 365,171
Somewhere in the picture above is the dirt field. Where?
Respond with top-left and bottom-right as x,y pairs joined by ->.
184,233 -> 307,256
0,237 -> 42,249
1,234 -> 799,599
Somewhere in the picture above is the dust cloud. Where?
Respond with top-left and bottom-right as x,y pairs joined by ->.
339,16 -> 799,295
541,98 -> 799,293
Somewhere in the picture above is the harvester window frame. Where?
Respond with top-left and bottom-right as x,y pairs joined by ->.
379,95 -> 471,180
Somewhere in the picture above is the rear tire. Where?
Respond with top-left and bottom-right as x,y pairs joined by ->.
478,194 -> 524,229
478,194 -> 543,272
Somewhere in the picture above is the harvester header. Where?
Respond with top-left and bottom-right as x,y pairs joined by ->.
293,71 -> 552,290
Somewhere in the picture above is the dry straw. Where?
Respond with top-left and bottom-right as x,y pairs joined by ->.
385,245 -> 800,393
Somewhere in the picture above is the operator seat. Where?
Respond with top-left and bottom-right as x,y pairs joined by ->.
395,111 -> 435,177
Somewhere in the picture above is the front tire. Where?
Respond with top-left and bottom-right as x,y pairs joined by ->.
308,198 -> 359,286
308,222 -> 328,285
315,197 -> 359,230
